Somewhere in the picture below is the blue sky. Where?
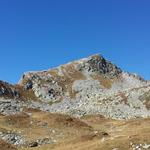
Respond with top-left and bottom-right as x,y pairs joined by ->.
0,0 -> 150,83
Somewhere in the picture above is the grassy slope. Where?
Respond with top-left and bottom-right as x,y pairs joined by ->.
0,110 -> 150,150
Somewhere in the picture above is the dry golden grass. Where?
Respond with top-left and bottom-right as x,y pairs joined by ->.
47,69 -> 59,77
118,92 -> 129,105
26,109 -> 91,129
0,109 -> 150,150
144,100 -> 150,110
4,112 -> 31,128
47,64 -> 86,99
0,140 -> 17,150
139,91 -> 150,110
15,85 -> 37,101
92,75 -> 113,89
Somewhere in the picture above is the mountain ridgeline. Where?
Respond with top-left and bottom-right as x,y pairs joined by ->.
0,54 -> 149,119
0,54 -> 150,150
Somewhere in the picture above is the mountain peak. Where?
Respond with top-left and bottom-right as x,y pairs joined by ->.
17,54 -> 147,107
0,54 -> 149,120
18,54 -> 123,101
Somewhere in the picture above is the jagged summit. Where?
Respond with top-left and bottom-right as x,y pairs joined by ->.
19,54 -> 122,82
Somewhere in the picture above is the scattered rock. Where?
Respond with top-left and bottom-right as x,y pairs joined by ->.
1,54 -> 150,120
0,132 -> 24,146
29,141 -> 38,147
101,132 -> 109,136
28,138 -> 54,147
0,99 -> 23,115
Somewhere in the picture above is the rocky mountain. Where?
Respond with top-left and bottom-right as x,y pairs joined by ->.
2,54 -> 149,119
0,54 -> 150,150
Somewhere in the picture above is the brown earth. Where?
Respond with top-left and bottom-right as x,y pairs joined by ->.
0,109 -> 150,150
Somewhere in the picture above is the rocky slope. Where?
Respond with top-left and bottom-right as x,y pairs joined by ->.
0,54 -> 150,149
16,54 -> 150,119
0,54 -> 150,119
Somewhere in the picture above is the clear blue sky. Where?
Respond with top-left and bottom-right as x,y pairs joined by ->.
0,0 -> 150,83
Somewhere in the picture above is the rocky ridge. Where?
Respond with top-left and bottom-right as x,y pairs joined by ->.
0,54 -> 150,119
17,54 -> 150,119
0,54 -> 150,149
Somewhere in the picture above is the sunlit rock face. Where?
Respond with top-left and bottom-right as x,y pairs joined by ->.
13,54 -> 149,119
18,54 -> 121,101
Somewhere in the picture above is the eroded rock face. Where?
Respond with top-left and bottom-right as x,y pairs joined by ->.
77,54 -> 122,78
